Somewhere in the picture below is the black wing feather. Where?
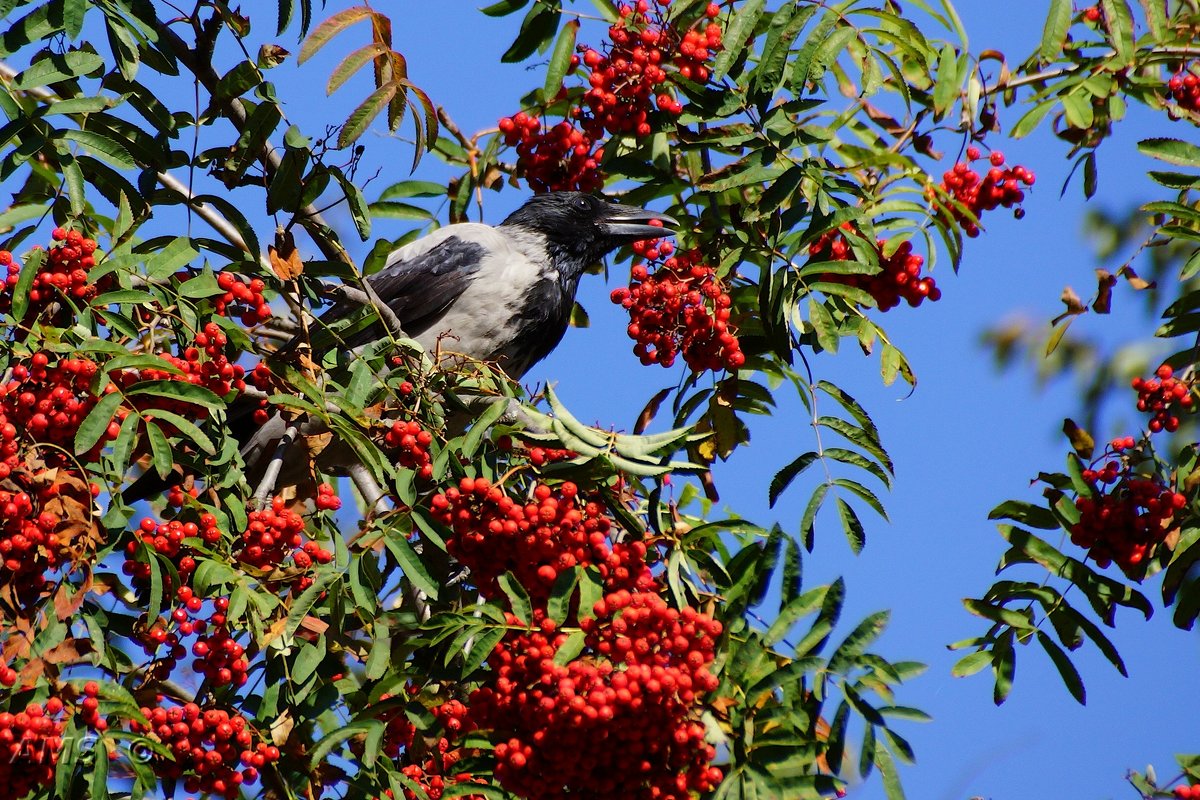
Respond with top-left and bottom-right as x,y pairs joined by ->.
297,236 -> 486,351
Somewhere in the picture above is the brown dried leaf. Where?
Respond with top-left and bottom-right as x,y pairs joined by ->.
634,388 -> 673,435
1093,269 -> 1117,314
270,710 -> 296,747
269,227 -> 304,280
1118,265 -> 1155,290
52,567 -> 93,620
42,638 -> 94,665
303,431 -> 334,460
1051,286 -> 1087,325
259,615 -> 290,648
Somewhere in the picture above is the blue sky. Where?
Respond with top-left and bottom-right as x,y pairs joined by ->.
280,4 -> 1193,799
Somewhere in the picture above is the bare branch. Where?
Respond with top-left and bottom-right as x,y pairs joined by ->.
252,424 -> 298,508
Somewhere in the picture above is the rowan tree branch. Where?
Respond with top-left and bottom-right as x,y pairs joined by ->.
252,424 -> 298,508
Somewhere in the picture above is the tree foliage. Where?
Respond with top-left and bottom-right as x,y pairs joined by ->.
0,0 -> 1197,798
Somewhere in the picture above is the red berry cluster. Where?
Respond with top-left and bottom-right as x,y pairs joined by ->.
113,322 -> 247,403
0,463 -> 96,596
0,355 -> 114,465
123,515 -> 220,589
0,657 -> 16,686
1132,364 -> 1194,433
576,1 -> 722,137
1175,784 -> 1200,799
0,229 -> 107,323
808,224 -> 941,311
383,418 -> 435,480
190,598 -> 251,688
611,242 -> 743,372
431,478 -> 656,601
933,147 -> 1035,237
315,482 -> 343,510
501,0 -> 723,192
1167,67 -> 1200,116
499,114 -> 606,193
131,698 -> 279,799
0,700 -> 66,799
77,681 -> 107,730
237,497 -> 332,585
1071,462 -> 1186,573
214,272 -> 272,326
469,597 -> 723,800
495,436 -> 576,467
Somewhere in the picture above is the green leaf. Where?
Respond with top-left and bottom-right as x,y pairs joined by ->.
1038,0 -> 1071,63
9,248 -> 42,321
1099,0 -> 1134,64
298,6 -> 374,64
332,166 -> 371,240
141,408 -> 216,455
497,573 -> 532,625
711,0 -> 764,82
992,630 -> 1016,705
145,236 -> 200,280
768,451 -> 819,508
144,420 -> 172,479
1011,98 -> 1056,139
480,0 -> 530,16
547,567 -> 579,626
383,527 -> 439,599
59,129 -> 137,169
553,630 -> 587,666
834,497 -> 866,554
1138,138 -> 1200,168
1139,0 -> 1167,39
1036,631 -> 1086,704
215,60 -> 262,100
799,482 -> 829,549
74,391 -> 122,455
750,5 -> 815,98
338,81 -> 400,148
987,500 -> 1060,530
501,3 -> 560,63
12,51 -> 104,88
462,625 -> 506,676
765,585 -> 826,646
951,649 -> 992,678
127,380 -> 223,411
543,19 -> 579,97
828,610 -> 888,673
932,43 -> 961,118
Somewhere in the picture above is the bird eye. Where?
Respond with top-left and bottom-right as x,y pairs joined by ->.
573,196 -> 592,211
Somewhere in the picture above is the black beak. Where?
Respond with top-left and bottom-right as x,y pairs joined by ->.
598,202 -> 678,243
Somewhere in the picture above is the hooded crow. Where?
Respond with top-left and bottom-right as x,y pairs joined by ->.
300,191 -> 676,377
123,192 -> 675,503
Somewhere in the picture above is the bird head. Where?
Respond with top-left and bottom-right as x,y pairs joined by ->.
500,192 -> 677,274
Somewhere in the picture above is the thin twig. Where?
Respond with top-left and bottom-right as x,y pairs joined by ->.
153,22 -> 351,265
252,424 -> 297,507
332,284 -> 407,342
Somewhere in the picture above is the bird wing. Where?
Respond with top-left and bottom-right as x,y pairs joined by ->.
305,223 -> 501,349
